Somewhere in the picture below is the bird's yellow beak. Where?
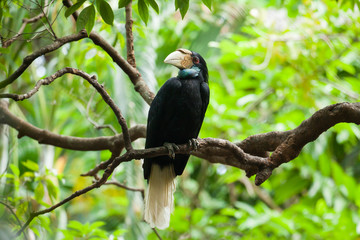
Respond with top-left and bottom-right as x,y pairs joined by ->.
164,48 -> 193,69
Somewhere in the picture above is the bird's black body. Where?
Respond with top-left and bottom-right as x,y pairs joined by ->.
143,51 -> 209,180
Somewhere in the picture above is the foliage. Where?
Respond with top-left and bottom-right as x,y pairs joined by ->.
0,0 -> 360,239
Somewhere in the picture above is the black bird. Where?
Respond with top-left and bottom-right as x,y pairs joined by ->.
143,49 -> 209,229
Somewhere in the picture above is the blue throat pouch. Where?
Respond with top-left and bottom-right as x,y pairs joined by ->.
178,66 -> 200,79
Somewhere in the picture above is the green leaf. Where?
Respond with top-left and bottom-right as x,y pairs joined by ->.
86,5 -> 96,34
21,160 -> 39,171
76,5 -> 95,34
202,0 -> 212,10
118,0 -> 131,8
0,62 -> 7,75
10,164 -> 19,177
46,178 -> 58,200
97,0 -> 114,25
68,220 -> 85,232
0,47 -> 9,54
138,0 -> 149,24
34,182 -> 45,202
175,0 -> 189,19
65,0 -> 86,18
90,221 -> 105,229
147,0 -> 159,14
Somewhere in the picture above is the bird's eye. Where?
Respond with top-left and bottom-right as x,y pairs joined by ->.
192,56 -> 200,64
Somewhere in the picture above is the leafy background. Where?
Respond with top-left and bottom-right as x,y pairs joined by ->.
0,0 -> 360,239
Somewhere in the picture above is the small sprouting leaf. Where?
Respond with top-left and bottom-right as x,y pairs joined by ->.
147,0 -> 159,14
202,0 -> 212,10
175,0 -> 189,19
97,0 -> 114,25
65,0 -> 86,18
76,5 -> 95,34
138,0 -> 149,24
118,0 -> 131,8
21,160 -> 39,171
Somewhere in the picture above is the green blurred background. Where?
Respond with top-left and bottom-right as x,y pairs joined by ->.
0,0 -> 360,239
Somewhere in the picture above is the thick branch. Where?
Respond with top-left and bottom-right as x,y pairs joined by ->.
249,102 -> 360,185
2,101 -> 360,182
7,102 -> 360,236
269,102 -> 360,166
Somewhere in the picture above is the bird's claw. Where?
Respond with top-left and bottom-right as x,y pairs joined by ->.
163,142 -> 179,159
188,138 -> 199,152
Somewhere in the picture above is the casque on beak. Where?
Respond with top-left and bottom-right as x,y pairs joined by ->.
164,48 -> 193,69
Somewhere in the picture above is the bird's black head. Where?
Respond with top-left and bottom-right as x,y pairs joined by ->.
164,49 -> 209,83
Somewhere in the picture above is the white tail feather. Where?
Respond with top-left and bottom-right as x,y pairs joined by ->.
144,164 -> 176,229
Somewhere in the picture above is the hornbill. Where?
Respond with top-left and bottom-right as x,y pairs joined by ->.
143,49 -> 210,229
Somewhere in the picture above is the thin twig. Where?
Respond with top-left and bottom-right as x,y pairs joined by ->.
39,0 -> 57,39
81,153 -> 119,177
238,177 -> 282,212
105,180 -> 145,199
2,14 -> 45,47
0,31 -> 88,89
15,151 -> 134,237
86,90 -> 118,135
152,228 -> 163,240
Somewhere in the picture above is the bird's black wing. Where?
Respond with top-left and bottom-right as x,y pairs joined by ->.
172,81 -> 210,176
199,81 -> 210,131
143,78 -> 182,179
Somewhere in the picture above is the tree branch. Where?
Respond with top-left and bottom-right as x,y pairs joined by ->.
62,0 -> 78,21
88,32 -> 154,105
1,0 -> 54,48
15,150 -> 133,237
0,32 -> 88,89
2,100 -> 359,183
105,180 -> 144,199
3,1 -> 155,104
7,101 -> 360,236
0,100 -> 145,153
125,2 -> 136,68
246,102 -> 360,185
0,67 -> 133,151
86,90 -> 118,135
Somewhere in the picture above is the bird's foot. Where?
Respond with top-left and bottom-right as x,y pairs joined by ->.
188,138 -> 199,152
163,142 -> 179,159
